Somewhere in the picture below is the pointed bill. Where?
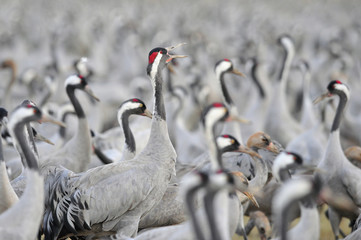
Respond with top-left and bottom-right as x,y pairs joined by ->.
84,85 -> 100,102
165,42 -> 186,52
226,114 -> 251,124
166,43 -> 187,63
236,145 -> 262,159
231,68 -> 246,78
166,54 -> 187,63
35,133 -> 55,145
141,109 -> 153,119
266,142 -> 280,154
243,191 -> 259,208
313,92 -> 332,104
41,114 -> 67,128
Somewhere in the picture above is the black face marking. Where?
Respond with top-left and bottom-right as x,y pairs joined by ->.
0,108 -> 8,119
327,80 -> 342,92
262,136 -> 270,146
287,152 -> 303,165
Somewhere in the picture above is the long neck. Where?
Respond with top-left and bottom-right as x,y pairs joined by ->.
186,186 -> 206,240
217,71 -> 233,106
249,156 -> 268,191
14,122 -> 39,170
26,123 -> 39,158
59,112 -> 74,138
204,190 -> 222,240
279,44 -> 294,89
280,206 -> 288,240
152,71 -> 166,120
121,113 -> 136,154
251,63 -> 265,99
331,93 -> 347,132
66,86 -> 85,118
205,125 -> 221,171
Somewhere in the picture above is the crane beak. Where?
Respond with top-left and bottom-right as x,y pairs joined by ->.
84,85 -> 100,102
141,109 -> 153,119
165,42 -> 186,52
230,171 -> 259,207
266,142 -> 280,154
166,54 -> 187,63
34,133 -> 55,145
231,68 -> 246,78
242,191 -> 259,208
40,114 -> 67,128
313,92 -> 332,104
236,145 -> 262,159
225,114 -> 251,124
166,43 -> 187,63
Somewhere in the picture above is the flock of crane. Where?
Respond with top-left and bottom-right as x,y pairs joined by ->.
1,1 -> 361,240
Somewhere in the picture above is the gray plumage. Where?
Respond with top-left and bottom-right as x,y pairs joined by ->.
43,46 -> 184,239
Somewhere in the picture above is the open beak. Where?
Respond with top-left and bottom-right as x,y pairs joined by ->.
141,109 -> 153,119
225,114 -> 251,124
41,114 -> 67,128
313,92 -> 332,104
266,142 -> 280,154
236,145 -> 262,159
231,68 -> 246,78
84,85 -> 100,102
34,133 -> 54,145
166,43 -> 187,63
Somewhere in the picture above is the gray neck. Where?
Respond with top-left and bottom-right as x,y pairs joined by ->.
331,93 -> 347,132
251,63 -> 265,98
204,190 -> 222,240
93,147 -> 113,164
121,112 -> 136,154
218,72 -> 234,106
14,122 -> 39,170
59,111 -> 74,138
205,125 -> 222,171
26,123 -> 39,158
186,185 -> 206,240
153,71 -> 166,120
66,86 -> 85,118
249,156 -> 268,190
279,44 -> 294,86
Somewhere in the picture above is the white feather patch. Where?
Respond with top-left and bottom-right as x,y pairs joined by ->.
272,152 -> 297,182
334,83 -> 350,100
216,136 -> 234,150
205,107 -> 227,129
65,75 -> 82,88
215,60 -> 232,77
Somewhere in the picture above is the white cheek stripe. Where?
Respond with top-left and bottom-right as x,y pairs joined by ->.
215,61 -> 232,78
334,84 -> 350,100
65,75 -> 81,88
216,137 -> 232,149
150,53 -> 163,81
117,102 -> 141,120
